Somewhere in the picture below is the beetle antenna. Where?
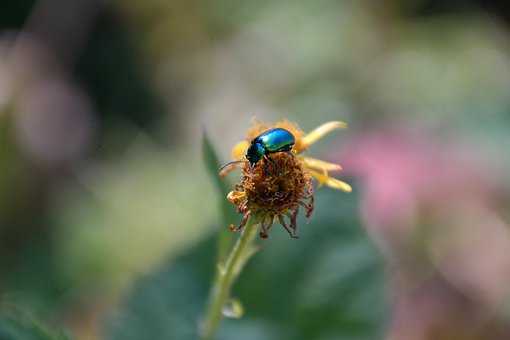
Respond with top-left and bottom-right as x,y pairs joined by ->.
219,160 -> 246,172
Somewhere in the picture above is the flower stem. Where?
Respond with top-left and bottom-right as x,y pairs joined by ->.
201,216 -> 259,340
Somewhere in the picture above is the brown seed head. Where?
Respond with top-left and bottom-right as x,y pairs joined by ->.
239,152 -> 311,216
228,151 -> 314,238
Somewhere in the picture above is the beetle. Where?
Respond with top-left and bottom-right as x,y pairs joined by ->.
220,128 -> 296,172
246,128 -> 295,167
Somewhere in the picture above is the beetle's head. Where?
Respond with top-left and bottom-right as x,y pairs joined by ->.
246,141 -> 265,167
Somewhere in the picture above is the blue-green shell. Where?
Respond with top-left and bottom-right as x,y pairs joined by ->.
255,128 -> 295,152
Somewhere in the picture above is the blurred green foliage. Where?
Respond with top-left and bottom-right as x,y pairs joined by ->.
1,0 -> 510,339
0,312 -> 70,340
202,131 -> 238,261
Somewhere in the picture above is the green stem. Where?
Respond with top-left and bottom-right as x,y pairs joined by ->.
201,217 -> 259,340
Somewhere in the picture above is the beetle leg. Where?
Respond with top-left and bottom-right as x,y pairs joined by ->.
263,154 -> 275,174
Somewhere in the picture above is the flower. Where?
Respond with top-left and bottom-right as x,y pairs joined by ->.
222,119 -> 351,239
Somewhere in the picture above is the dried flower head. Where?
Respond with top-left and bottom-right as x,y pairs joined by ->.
223,119 -> 351,239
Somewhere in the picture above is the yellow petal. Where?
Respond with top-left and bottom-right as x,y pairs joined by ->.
300,121 -> 347,150
231,140 -> 249,160
307,169 -> 352,192
301,157 -> 342,175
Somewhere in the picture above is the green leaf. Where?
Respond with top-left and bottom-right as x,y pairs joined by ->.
104,187 -> 388,340
201,130 -> 238,260
201,130 -> 231,201
0,312 -> 71,340
104,235 -> 217,340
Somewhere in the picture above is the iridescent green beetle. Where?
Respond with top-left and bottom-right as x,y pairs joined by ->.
220,128 -> 295,170
245,128 -> 295,166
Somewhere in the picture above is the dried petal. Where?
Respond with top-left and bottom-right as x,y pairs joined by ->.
227,191 -> 246,205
